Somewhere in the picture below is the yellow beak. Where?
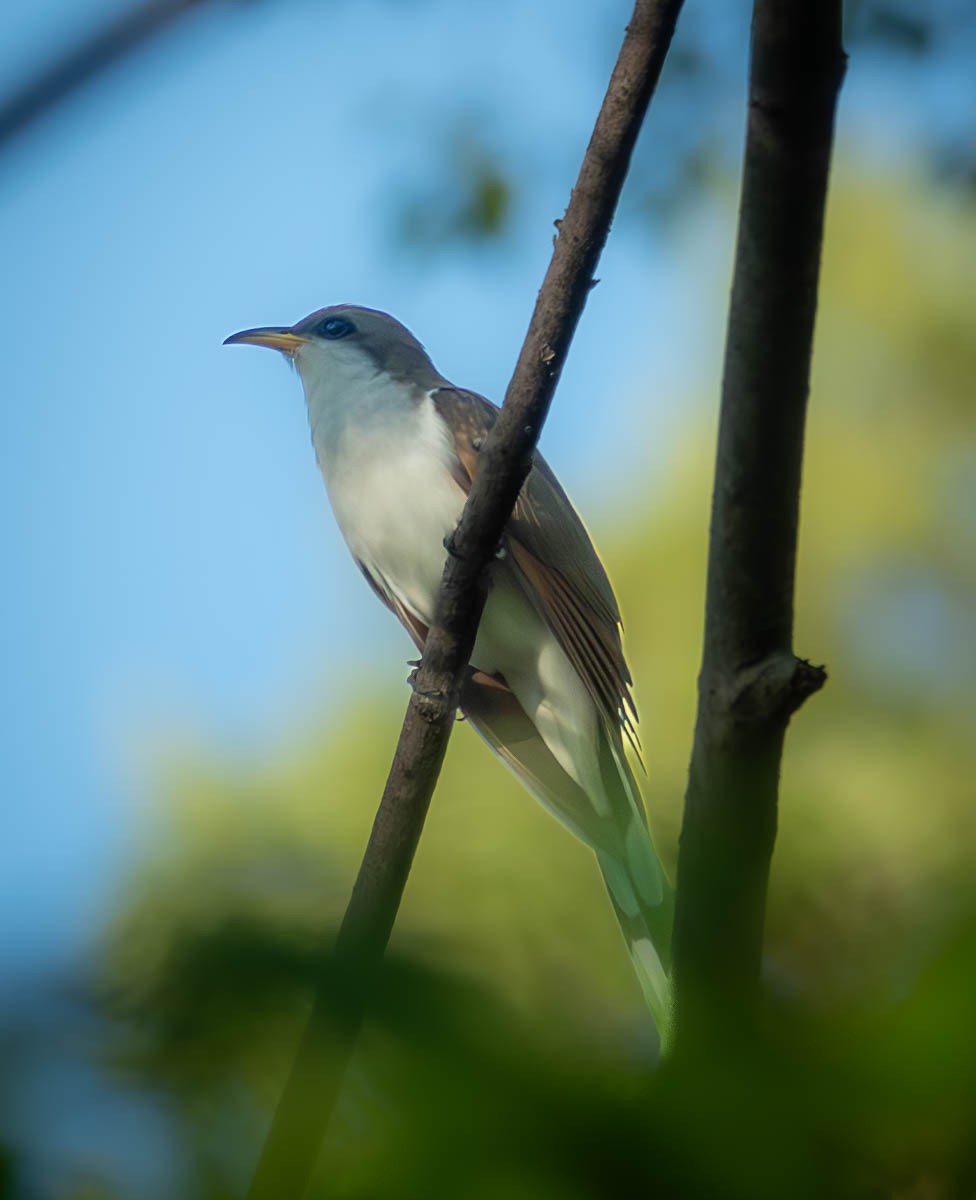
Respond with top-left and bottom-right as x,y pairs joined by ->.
223,327 -> 308,353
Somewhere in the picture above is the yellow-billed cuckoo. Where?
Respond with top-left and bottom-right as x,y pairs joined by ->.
225,305 -> 672,1031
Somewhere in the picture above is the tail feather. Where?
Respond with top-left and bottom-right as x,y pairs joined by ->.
597,728 -> 674,1037
461,670 -> 674,1039
598,850 -> 673,1042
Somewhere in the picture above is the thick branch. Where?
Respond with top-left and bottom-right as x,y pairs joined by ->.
246,2 -> 685,1196
670,0 -> 844,1052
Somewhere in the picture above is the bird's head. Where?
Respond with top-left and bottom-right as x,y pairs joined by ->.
223,304 -> 444,392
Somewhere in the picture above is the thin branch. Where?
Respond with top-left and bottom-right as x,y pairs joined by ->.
0,0 -> 218,150
245,1 -> 685,1196
670,0 -> 844,1052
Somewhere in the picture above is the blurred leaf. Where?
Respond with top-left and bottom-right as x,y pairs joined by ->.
397,127 -> 515,250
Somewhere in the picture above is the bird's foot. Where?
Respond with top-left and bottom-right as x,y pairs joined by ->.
407,666 -> 442,701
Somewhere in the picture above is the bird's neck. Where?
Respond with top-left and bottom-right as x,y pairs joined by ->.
301,360 -> 425,475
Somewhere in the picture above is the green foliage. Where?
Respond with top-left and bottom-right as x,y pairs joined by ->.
94,912 -> 976,1199
53,172 -> 976,1195
397,128 -> 514,249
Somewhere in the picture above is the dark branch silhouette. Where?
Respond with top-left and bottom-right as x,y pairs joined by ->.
245,1 -> 686,1196
669,0 -> 844,1053
0,0 -> 219,149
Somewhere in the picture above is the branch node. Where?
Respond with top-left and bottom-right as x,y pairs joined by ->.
407,669 -> 451,713
727,652 -> 828,726
787,657 -> 828,714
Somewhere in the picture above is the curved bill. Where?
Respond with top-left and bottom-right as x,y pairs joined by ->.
223,327 -> 307,353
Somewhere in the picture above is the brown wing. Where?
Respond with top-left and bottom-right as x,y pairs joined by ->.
458,668 -> 625,854
430,387 -> 639,752
356,550 -> 606,836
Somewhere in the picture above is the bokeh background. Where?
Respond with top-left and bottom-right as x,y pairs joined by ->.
2,1 -> 975,1197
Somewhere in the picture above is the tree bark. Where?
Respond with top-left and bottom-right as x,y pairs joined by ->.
669,0 -> 844,1054
246,2 -> 685,1197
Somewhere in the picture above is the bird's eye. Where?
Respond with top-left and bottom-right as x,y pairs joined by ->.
316,316 -> 355,339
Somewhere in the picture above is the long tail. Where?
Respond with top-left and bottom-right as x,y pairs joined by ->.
461,670 -> 673,1039
594,732 -> 673,1040
597,850 -> 673,1040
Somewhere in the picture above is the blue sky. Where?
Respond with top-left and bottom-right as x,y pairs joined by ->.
0,0 -> 733,985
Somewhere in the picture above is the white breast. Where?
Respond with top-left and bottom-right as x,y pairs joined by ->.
300,354 -> 603,806
307,375 -> 464,624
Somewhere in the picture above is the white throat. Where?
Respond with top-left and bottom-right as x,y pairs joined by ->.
297,348 -> 407,471
296,352 -> 463,625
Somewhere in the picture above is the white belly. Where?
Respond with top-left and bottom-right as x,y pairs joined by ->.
474,568 -> 604,806
315,390 -> 465,623
308,380 -> 602,803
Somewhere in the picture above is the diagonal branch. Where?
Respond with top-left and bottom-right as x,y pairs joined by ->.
670,0 -> 845,1053
0,0 -> 218,150
245,1 -> 685,1196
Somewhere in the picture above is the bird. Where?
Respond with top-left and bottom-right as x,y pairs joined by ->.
224,305 -> 673,1033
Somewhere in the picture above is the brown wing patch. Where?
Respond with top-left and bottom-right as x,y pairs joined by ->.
460,668 -> 620,853
430,386 -> 639,755
508,539 -> 640,754
430,386 -> 493,491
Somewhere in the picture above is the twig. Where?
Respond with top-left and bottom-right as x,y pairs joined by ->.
245,1 -> 685,1196
0,0 -> 217,150
669,0 -> 844,1053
